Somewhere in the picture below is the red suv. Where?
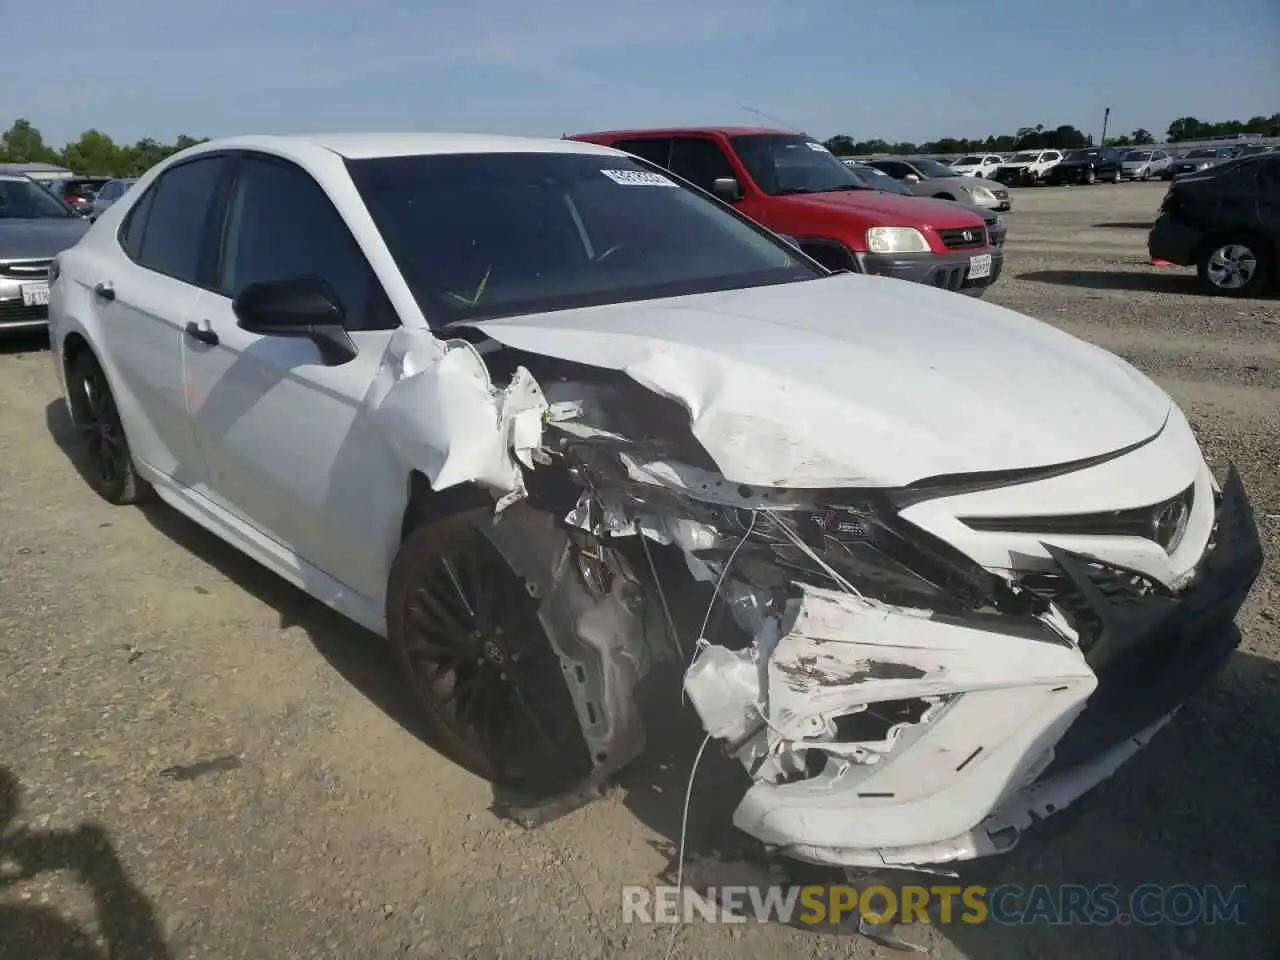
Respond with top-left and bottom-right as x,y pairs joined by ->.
569,127 -> 1003,296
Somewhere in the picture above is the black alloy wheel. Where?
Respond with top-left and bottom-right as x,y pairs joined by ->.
386,510 -> 592,798
68,351 -> 149,504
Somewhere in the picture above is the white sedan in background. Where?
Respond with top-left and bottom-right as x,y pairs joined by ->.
46,133 -> 1262,869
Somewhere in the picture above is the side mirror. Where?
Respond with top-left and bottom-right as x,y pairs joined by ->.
232,275 -> 358,366
903,173 -> 921,184
711,177 -> 743,203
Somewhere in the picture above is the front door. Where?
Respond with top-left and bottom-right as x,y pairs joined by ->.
180,152 -> 404,603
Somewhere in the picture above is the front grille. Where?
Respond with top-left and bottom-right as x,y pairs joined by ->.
0,258 -> 53,280
960,483 -> 1196,552
0,300 -> 48,325
937,227 -> 987,250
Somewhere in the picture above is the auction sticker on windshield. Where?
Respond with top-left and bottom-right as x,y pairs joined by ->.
600,169 -> 678,187
968,254 -> 992,280
21,283 -> 49,307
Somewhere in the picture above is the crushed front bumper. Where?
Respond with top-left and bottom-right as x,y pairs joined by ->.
688,465 -> 1262,868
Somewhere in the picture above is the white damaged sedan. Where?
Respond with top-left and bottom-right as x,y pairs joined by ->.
47,133 -> 1263,869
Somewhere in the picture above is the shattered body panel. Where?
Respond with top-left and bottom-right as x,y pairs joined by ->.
362,276 -> 1262,869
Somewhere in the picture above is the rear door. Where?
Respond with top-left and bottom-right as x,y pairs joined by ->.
92,155 -> 228,485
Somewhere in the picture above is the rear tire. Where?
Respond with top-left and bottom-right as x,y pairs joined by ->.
1196,235 -> 1272,298
386,510 -> 593,798
66,351 -> 150,505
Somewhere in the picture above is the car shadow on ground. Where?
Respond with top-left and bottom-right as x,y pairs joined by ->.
0,329 -> 50,355
1019,268 -> 1203,294
40,400 -> 1280,958
41,401 -> 440,759
1021,268 -> 1280,300
0,767 -> 172,960
1093,221 -> 1155,229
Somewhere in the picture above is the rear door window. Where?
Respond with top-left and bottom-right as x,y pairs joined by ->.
612,138 -> 673,167
131,156 -> 226,285
667,137 -> 737,193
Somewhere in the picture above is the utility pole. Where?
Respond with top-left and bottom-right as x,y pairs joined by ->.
1100,107 -> 1111,147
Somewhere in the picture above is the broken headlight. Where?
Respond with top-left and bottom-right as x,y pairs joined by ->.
691,503 -> 995,610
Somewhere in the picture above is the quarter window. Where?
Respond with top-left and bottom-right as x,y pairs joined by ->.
133,156 -> 225,283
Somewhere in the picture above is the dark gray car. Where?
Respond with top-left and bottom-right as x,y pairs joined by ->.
867,156 -> 1012,211
0,173 -> 89,332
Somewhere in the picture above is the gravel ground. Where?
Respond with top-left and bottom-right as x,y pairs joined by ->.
1,181 -> 1277,960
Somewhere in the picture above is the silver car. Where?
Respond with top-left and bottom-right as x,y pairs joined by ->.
1119,149 -> 1172,181
88,178 -> 139,222
0,173 -> 89,332
866,156 -> 1012,211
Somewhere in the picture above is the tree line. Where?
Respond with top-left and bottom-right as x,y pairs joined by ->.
0,118 -> 209,176
823,113 -> 1279,157
2,112 -> 1277,175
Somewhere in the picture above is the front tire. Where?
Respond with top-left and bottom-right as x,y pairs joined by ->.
1196,236 -> 1272,297
66,351 -> 150,505
386,510 -> 593,798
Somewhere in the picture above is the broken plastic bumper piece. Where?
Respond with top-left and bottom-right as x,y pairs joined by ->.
686,464 -> 1263,868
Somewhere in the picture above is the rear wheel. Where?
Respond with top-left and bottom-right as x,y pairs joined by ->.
66,351 -> 150,504
386,510 -> 592,798
1196,235 -> 1272,297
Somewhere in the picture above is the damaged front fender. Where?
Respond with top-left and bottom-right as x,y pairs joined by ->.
366,329 -> 563,511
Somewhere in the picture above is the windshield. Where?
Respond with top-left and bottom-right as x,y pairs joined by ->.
913,158 -> 961,178
729,134 -> 867,196
0,175 -> 77,219
1011,152 -> 1040,162
347,152 -> 818,325
1186,149 -> 1219,158
843,163 -> 913,195
1064,150 -> 1100,161
955,156 -> 983,165
1123,151 -> 1153,161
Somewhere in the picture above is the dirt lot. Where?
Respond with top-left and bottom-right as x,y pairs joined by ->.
1,181 -> 1277,959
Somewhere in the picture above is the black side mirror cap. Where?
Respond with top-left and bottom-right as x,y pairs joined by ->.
232,276 -> 358,366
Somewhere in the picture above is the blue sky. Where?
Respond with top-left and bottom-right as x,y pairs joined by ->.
7,0 -> 1278,148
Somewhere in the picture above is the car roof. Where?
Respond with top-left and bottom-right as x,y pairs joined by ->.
182,132 -> 621,161
572,126 -> 785,140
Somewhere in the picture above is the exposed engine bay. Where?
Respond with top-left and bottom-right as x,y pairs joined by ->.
371,322 -> 1262,869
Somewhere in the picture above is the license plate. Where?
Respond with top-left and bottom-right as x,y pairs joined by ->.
21,283 -> 49,307
968,254 -> 992,280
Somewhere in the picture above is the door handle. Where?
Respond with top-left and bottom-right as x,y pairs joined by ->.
93,282 -> 115,301
184,321 -> 219,346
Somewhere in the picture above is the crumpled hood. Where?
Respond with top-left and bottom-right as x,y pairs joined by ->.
0,218 -> 88,260
467,273 -> 1172,489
